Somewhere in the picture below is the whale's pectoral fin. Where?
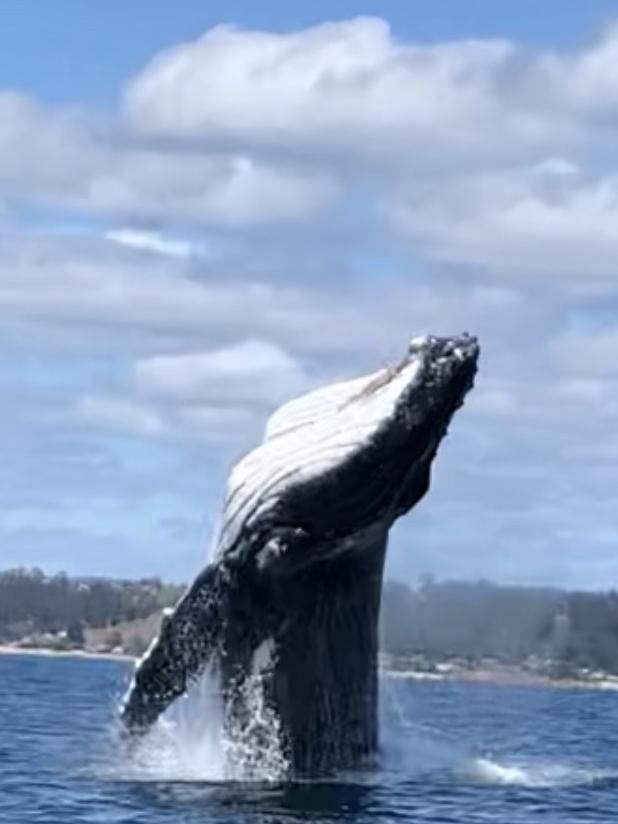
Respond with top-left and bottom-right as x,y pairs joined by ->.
120,562 -> 233,732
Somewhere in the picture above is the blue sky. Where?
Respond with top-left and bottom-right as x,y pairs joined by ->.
3,2 -> 618,587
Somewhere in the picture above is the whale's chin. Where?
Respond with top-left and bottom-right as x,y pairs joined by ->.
119,333 -> 479,776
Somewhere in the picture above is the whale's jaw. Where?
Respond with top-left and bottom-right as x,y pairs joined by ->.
119,333 -> 479,776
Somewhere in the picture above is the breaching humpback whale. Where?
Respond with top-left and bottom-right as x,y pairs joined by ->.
120,333 -> 479,775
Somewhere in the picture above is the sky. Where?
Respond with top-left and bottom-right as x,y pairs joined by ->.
2,1 -> 618,588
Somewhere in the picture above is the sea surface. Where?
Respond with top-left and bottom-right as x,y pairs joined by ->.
1,654 -> 618,823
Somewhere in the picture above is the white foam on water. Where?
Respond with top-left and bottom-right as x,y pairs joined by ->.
222,671 -> 288,780
106,665 -> 288,783
104,671 -> 618,790
460,757 -> 618,788
379,677 -> 469,776
379,677 -> 618,791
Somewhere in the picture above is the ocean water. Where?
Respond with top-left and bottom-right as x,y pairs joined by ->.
1,654 -> 618,823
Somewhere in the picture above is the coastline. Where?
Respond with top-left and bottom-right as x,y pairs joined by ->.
382,664 -> 618,692
0,644 -> 135,663
3,644 -> 618,692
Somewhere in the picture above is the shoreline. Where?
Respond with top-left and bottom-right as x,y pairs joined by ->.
2,645 -> 618,692
382,665 -> 618,692
0,644 -> 135,663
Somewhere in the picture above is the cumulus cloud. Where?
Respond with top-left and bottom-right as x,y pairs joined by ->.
4,16 -> 618,585
123,17 -> 618,162
0,230 -> 537,363
72,392 -> 262,444
0,231 -> 372,356
70,339 -> 315,443
119,18 -> 618,283
74,395 -> 168,438
0,92 -> 96,204
135,339 -> 313,405
387,161 -> 618,279
123,18 -> 533,161
5,19 -> 618,278
0,92 -> 336,227
549,328 -> 618,375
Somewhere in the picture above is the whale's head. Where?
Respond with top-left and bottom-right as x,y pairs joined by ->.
218,333 -> 479,574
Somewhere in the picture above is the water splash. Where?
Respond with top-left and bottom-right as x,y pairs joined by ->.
380,676 -> 470,776
460,757 -> 618,788
107,664 -> 288,783
223,670 -> 289,780
379,677 -> 618,790
102,672 -> 618,792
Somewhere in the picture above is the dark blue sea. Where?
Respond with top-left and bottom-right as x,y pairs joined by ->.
1,653 -> 618,823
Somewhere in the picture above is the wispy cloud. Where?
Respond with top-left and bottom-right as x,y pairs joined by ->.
105,228 -> 206,258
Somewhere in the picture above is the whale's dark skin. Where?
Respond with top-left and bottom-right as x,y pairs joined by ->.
120,334 -> 479,775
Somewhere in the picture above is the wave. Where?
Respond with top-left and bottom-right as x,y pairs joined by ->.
460,757 -> 618,788
97,671 -> 618,792
102,667 -> 288,783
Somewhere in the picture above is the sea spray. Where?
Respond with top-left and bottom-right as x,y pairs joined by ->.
379,676 -> 472,775
222,636 -> 289,779
111,665 -> 225,782
119,671 -> 460,783
459,757 -> 618,788
102,671 -> 618,794
222,670 -> 289,780
112,661 -> 288,782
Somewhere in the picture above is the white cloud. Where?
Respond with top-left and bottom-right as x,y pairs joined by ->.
135,339 -> 312,405
536,23 -> 618,113
0,93 -> 335,227
71,340 -> 315,444
74,395 -> 167,437
549,328 -> 618,375
117,17 -> 618,282
468,371 -> 618,431
105,229 -> 206,258
6,17 -> 618,586
5,20 -> 618,279
72,392 -> 263,444
387,161 -> 618,279
173,405 -> 261,442
81,152 -> 335,225
64,329 -> 320,444
0,92 -> 97,203
0,231 -> 375,356
2,231 -> 531,362
123,17 -> 618,163
123,19 -> 529,162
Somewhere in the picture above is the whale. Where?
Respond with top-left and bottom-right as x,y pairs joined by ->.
119,333 -> 479,775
